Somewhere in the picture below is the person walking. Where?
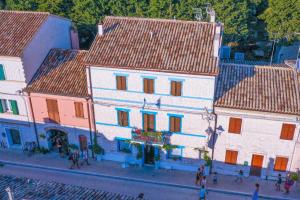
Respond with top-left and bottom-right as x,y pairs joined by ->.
252,183 -> 259,200
70,150 -> 80,169
199,185 -> 206,200
81,149 -> 90,166
284,174 -> 294,194
195,168 -> 201,185
275,174 -> 282,191
201,176 -> 207,188
235,170 -> 244,183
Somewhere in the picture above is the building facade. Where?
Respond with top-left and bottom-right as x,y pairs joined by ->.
84,16 -> 223,170
213,64 -> 300,178
0,11 -> 72,149
25,49 -> 94,154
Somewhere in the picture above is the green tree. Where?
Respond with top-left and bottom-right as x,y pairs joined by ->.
213,0 -> 250,44
260,0 -> 300,42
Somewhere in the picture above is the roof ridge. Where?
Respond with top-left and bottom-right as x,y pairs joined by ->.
0,10 -> 50,15
103,15 -> 218,25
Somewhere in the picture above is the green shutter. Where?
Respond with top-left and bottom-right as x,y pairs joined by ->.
0,100 -> 3,113
9,100 -> 19,115
0,64 -> 5,80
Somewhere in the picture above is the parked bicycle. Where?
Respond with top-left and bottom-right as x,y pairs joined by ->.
23,142 -> 37,157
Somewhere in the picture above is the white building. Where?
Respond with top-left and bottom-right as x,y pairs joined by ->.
84,16 -> 223,171
0,11 -> 72,149
213,63 -> 300,178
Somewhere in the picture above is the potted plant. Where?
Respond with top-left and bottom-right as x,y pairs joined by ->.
290,172 -> 299,186
134,143 -> 143,167
93,136 -> 104,161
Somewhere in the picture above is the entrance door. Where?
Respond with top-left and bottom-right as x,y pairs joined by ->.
144,145 -> 155,165
79,135 -> 87,151
250,154 -> 264,177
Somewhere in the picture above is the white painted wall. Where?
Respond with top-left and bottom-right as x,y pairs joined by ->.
214,107 -> 300,178
89,67 -> 216,168
22,16 -> 72,83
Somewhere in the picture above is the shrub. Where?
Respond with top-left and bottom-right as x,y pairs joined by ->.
290,172 -> 299,181
93,136 -> 104,155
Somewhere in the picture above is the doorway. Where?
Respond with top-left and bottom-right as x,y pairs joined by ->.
79,135 -> 88,152
250,154 -> 264,177
144,145 -> 155,165
47,129 -> 68,154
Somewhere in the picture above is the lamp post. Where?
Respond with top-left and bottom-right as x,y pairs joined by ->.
205,125 -> 224,173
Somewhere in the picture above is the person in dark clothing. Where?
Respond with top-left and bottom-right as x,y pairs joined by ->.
70,150 -> 80,169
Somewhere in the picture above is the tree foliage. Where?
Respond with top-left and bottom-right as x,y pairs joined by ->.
2,0 -> 299,49
260,0 -> 300,42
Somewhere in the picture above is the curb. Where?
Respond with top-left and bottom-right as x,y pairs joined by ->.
0,160 -> 296,200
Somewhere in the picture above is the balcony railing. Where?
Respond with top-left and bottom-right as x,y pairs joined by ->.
131,128 -> 170,145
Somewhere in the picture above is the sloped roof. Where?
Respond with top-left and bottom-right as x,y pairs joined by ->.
84,16 -> 220,76
25,49 -> 88,98
215,64 -> 300,115
0,10 -> 50,57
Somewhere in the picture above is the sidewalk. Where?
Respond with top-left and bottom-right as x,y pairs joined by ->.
0,149 -> 299,199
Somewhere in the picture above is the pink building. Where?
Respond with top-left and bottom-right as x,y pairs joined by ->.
25,49 -> 94,154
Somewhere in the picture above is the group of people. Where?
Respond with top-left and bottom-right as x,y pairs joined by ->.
275,173 -> 295,194
195,165 -> 212,200
69,149 -> 90,169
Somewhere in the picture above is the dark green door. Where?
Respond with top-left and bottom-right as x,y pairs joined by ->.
144,145 -> 155,165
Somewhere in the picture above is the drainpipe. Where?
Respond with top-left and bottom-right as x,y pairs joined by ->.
86,97 -> 94,158
87,66 -> 98,158
27,92 -> 40,149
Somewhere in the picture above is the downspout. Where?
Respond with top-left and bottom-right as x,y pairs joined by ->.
86,97 -> 94,158
210,110 -> 217,174
87,66 -> 98,157
27,92 -> 40,148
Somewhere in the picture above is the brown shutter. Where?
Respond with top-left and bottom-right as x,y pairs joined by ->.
116,76 -> 121,90
74,102 -> 84,118
228,117 -> 242,134
146,79 -> 154,94
280,123 -> 295,140
149,114 -> 155,131
175,117 -> 181,132
117,76 -> 126,90
46,99 -> 60,123
143,79 -> 149,93
171,81 -> 176,96
225,150 -> 238,165
143,114 -> 148,131
118,111 -> 122,126
274,157 -> 288,171
123,111 -> 128,127
251,155 -> 264,168
170,117 -> 175,132
175,82 -> 182,96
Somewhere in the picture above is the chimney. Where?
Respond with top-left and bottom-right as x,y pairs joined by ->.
98,24 -> 103,36
213,24 -> 222,58
70,27 -> 79,50
210,10 -> 216,23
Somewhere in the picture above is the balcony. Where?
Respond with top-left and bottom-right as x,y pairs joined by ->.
131,128 -> 170,145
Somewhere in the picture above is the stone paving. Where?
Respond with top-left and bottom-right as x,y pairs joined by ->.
0,174 -> 139,200
0,149 -> 299,199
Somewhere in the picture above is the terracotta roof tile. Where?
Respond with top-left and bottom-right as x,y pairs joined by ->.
25,49 -> 88,98
215,64 -> 300,115
84,16 -> 220,76
0,10 -> 50,57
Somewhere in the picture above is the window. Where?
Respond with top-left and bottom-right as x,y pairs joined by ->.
171,81 -> 182,96
116,76 -> 127,90
167,146 -> 182,160
225,150 -> 238,165
228,117 -> 242,134
143,78 -> 154,94
9,100 -> 19,115
117,110 -> 129,127
0,64 -> 5,80
169,116 -> 182,132
74,102 -> 84,118
8,129 -> 21,145
0,99 -> 7,113
117,140 -> 131,153
274,157 -> 288,172
280,123 -> 295,140
46,99 -> 60,123
143,113 -> 155,131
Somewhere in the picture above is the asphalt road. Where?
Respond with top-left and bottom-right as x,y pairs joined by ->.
0,165 -> 264,200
